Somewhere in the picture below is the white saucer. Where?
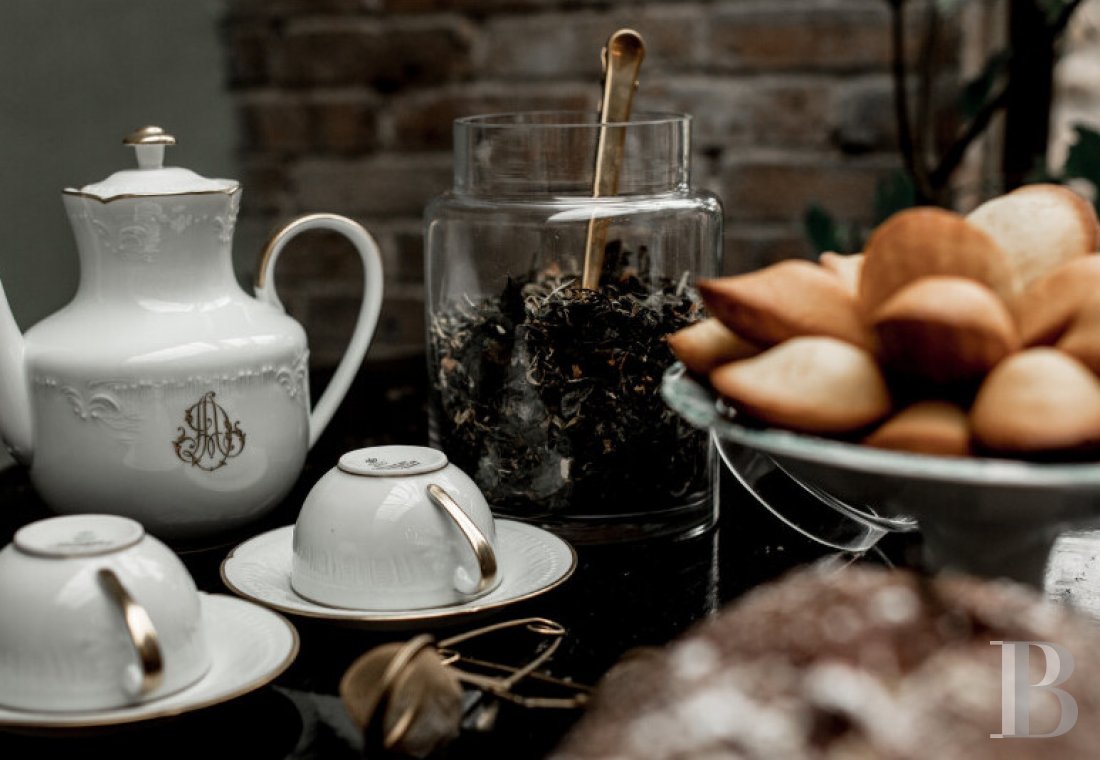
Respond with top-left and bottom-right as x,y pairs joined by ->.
220,521 -> 577,629
0,594 -> 298,730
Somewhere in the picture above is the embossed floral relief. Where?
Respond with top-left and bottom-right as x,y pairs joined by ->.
66,189 -> 241,263
32,351 -> 311,442
276,352 -> 309,400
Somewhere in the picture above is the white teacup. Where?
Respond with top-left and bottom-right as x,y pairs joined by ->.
291,445 -> 501,610
0,514 -> 211,712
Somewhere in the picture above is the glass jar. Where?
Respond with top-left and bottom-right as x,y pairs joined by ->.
425,111 -> 722,543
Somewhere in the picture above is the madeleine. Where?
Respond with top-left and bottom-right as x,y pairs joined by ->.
698,260 -> 873,351
710,336 -> 891,434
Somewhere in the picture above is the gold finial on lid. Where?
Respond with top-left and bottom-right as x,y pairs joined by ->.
123,126 -> 177,146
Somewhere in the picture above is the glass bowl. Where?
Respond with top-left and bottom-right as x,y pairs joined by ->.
661,362 -> 1100,586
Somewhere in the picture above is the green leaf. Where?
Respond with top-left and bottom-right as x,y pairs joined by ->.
1037,0 -> 1080,26
803,204 -> 844,254
1061,124 -> 1100,216
1062,124 -> 1100,181
959,50 -> 1010,121
873,170 -> 917,225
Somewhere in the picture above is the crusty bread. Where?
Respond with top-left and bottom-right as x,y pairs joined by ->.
870,276 -> 1018,387
698,260 -> 873,351
709,336 -> 891,434
970,347 -> 1100,455
818,251 -> 863,297
863,400 -> 971,457
1013,255 -> 1100,346
666,317 -> 760,375
967,183 -> 1099,289
859,207 -> 1014,316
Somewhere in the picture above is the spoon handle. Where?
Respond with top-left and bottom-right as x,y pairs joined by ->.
581,29 -> 646,291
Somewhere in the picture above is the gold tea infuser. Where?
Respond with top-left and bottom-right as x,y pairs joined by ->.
339,617 -> 590,757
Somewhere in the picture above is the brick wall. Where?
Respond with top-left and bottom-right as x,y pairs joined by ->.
223,0 -> 963,366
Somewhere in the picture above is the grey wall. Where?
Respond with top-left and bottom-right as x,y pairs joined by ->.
0,0 -> 244,330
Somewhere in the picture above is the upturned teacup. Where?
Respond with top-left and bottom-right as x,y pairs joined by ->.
0,514 -> 211,711
291,445 -> 500,610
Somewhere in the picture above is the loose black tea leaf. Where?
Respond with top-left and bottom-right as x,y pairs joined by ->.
429,243 -> 710,522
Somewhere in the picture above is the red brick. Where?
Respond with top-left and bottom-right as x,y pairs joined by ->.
383,0 -> 556,13
722,151 -> 901,224
290,153 -> 452,218
830,75 -> 897,153
723,225 -> 814,274
240,90 -> 379,156
366,288 -> 427,361
708,3 -> 893,72
226,0 -> 380,18
386,83 -> 594,151
300,286 -> 426,367
224,21 -> 276,87
239,158 -> 292,216
310,91 -> 380,153
240,94 -> 313,154
275,18 -> 476,88
263,226 -> 367,281
643,77 -> 756,151
388,224 -> 427,285
479,8 -> 706,79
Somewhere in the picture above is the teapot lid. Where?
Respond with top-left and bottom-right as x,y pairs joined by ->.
64,126 -> 239,201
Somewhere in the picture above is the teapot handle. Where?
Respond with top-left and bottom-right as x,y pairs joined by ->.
255,213 -> 384,448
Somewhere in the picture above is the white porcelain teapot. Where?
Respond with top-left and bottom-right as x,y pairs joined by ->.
0,127 -> 384,540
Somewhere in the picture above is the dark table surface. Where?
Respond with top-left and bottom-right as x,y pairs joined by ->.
0,356 -> 921,759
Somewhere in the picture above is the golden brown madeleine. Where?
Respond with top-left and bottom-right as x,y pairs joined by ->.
859,207 -> 1014,316
869,276 -> 1019,387
667,317 -> 761,375
818,251 -> 864,297
709,336 -> 891,434
971,347 -> 1100,455
1057,296 -> 1100,374
863,401 -> 971,457
967,183 -> 1100,289
1013,255 -> 1100,346
697,260 -> 873,350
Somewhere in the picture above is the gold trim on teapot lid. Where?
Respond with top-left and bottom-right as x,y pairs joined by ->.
123,126 -> 177,146
64,126 -> 239,202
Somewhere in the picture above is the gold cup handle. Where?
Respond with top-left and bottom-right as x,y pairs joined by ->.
98,568 -> 165,698
426,484 -> 499,597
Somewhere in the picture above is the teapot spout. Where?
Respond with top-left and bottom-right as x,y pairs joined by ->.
0,280 -> 32,463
